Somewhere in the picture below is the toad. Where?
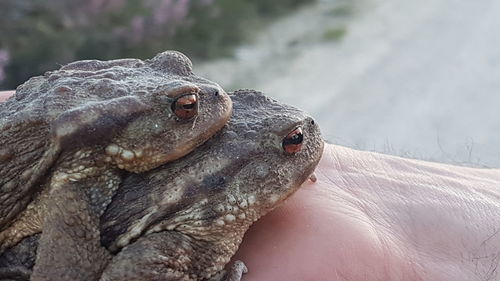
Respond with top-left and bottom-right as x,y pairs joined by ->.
0,51 -> 232,280
0,89 -> 323,281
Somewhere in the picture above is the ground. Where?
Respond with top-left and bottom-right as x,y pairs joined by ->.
198,0 -> 500,168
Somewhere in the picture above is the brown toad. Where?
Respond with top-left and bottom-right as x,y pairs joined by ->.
0,51 -> 232,280
0,89 -> 324,281
99,89 -> 324,280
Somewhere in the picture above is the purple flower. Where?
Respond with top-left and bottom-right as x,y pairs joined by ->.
153,0 -> 175,25
130,16 -> 146,43
0,49 -> 10,82
172,0 -> 190,23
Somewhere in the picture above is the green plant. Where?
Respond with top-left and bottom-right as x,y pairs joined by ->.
323,27 -> 346,41
0,0 -> 314,90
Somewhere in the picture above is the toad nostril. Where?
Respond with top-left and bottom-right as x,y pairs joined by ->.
310,119 -> 315,125
214,90 -> 219,97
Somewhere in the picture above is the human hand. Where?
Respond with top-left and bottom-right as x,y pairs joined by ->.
2,90 -> 499,281
0,91 -> 13,102
234,144 -> 500,281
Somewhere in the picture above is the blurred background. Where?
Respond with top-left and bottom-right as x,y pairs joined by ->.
1,0 -> 499,167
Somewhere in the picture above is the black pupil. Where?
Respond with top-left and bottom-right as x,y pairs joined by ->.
181,103 -> 195,110
284,131 -> 303,146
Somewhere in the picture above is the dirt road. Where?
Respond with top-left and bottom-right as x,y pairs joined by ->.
198,0 -> 500,167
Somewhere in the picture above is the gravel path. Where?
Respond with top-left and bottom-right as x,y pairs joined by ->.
198,0 -> 500,167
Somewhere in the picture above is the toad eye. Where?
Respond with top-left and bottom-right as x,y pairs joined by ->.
172,94 -> 198,119
282,127 -> 303,154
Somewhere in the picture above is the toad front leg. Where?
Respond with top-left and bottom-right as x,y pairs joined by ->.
31,172 -> 113,281
30,97 -> 147,280
213,261 -> 248,281
208,261 -> 248,281
100,232 -> 247,281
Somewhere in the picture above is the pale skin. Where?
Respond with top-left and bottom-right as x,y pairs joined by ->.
2,90 -> 500,281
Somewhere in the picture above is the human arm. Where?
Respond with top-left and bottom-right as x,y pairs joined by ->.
0,90 -> 13,101
234,144 -> 500,281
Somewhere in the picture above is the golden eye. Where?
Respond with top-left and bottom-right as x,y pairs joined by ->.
282,127 -> 303,154
172,94 -> 198,119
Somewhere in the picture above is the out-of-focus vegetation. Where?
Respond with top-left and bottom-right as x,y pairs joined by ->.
323,27 -> 346,41
0,0 -> 313,90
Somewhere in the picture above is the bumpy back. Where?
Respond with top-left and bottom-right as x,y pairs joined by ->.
0,77 -> 53,230
0,51 -> 195,230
